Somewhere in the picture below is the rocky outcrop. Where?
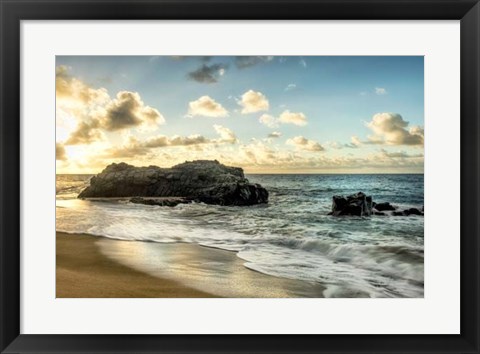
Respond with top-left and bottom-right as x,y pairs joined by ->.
78,160 -> 268,206
329,192 -> 423,217
330,192 -> 373,216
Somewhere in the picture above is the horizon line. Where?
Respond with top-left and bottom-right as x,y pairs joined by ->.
56,172 -> 425,175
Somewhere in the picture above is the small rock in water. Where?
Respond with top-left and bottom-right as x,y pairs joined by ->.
331,192 -> 373,216
403,208 -> 423,216
373,202 -> 396,211
329,192 -> 423,217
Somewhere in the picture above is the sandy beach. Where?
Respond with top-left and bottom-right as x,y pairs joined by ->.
56,232 -> 215,298
56,232 -> 326,298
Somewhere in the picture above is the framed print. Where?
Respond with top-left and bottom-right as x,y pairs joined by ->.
1,0 -> 479,353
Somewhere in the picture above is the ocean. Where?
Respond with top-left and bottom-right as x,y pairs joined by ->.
56,173 -> 424,298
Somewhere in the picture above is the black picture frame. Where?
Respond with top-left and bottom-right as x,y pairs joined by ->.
1,0 -> 479,353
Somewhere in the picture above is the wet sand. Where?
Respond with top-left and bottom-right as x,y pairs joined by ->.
56,232 -> 215,298
56,232 -> 326,298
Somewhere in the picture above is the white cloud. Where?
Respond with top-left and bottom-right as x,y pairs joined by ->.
259,114 -> 279,128
380,148 -> 424,159
278,110 -> 307,126
239,90 -> 269,114
351,136 -> 362,146
105,125 -> 237,158
284,83 -> 297,91
57,67 -> 166,144
56,65 -> 110,107
145,135 -> 211,148
259,110 -> 307,128
328,141 -> 358,149
299,59 -> 307,68
286,136 -> 324,152
375,87 -> 387,95
366,113 -> 424,146
213,124 -> 238,143
187,96 -> 228,118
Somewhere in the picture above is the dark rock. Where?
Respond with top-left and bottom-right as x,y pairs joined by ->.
129,197 -> 192,207
331,192 -> 373,216
404,208 -> 423,216
78,160 -> 268,206
373,202 -> 396,211
329,192 -> 423,217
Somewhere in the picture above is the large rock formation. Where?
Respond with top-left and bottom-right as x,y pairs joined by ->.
78,160 -> 268,206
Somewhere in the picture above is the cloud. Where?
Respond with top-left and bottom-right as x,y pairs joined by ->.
98,91 -> 165,131
221,142 -> 423,173
380,148 -> 424,159
56,65 -> 109,106
375,87 -> 387,95
145,135 -> 212,148
63,90 -> 164,145
105,125 -> 237,158
279,110 -> 307,126
57,67 -> 166,144
286,136 -> 324,152
106,137 -> 151,158
259,114 -> 279,128
239,90 -> 269,114
284,83 -> 297,91
259,110 -> 307,128
366,113 -> 424,146
268,131 -> 282,138
56,143 -> 67,161
328,141 -> 358,149
213,124 -> 238,143
187,63 -> 227,83
187,96 -> 229,118
144,126 -> 236,148
235,56 -> 273,69
299,59 -> 307,68
65,120 -> 104,145
350,136 -> 362,146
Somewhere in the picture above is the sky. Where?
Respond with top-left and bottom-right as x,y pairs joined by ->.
56,56 -> 424,174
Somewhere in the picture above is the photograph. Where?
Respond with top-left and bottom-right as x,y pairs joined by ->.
55,55 -> 424,298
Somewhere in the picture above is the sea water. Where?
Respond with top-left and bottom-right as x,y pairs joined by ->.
56,174 -> 424,298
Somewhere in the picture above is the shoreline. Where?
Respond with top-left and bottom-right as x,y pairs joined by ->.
56,232 -> 326,298
56,232 -> 216,298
